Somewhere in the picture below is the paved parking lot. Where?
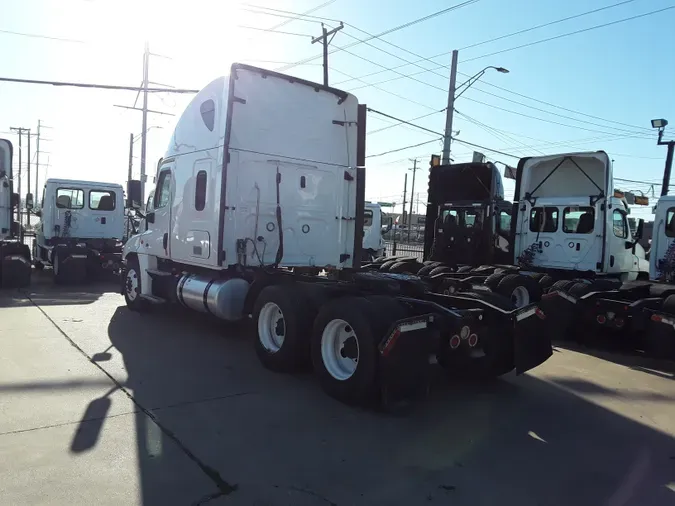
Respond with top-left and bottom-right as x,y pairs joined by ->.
2,272 -> 675,506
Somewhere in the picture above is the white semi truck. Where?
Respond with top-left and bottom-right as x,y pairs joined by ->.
120,63 -> 553,409
0,139 -> 31,287
33,178 -> 125,283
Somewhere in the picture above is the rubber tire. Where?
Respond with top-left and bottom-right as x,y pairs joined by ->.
311,296 -> 379,405
663,294 -> 675,314
539,274 -> 554,290
456,266 -> 472,273
388,261 -> 423,274
253,284 -> 314,373
569,282 -> 592,298
496,274 -> 543,306
429,266 -> 454,276
379,260 -> 398,272
590,279 -> 621,291
550,280 -> 576,293
123,257 -> 149,312
417,262 -> 442,277
484,272 -> 507,291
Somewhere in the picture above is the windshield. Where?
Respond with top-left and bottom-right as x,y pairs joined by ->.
440,207 -> 485,229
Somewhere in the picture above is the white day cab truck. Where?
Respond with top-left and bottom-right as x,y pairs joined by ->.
0,138 -> 32,288
372,152 -> 649,318
543,194 -> 675,357
120,63 -> 553,410
32,178 -> 125,284
361,201 -> 391,262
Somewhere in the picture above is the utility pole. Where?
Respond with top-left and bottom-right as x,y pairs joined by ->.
10,127 -> 28,224
140,41 -> 150,204
128,133 -> 134,187
311,22 -> 344,86
35,121 -> 40,205
442,50 -> 459,165
408,159 -> 420,243
26,129 -> 31,229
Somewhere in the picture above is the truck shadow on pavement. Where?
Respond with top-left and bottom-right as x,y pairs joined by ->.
71,304 -> 675,506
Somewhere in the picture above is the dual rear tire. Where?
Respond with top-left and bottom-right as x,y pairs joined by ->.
253,287 -> 405,406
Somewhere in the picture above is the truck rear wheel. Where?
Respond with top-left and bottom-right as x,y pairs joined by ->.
253,284 -> 313,373
416,262 -> 442,276
484,272 -> 507,291
311,296 -> 379,405
496,274 -> 542,307
550,279 -> 576,293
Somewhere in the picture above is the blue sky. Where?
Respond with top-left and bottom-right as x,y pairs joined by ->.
1,0 -> 673,218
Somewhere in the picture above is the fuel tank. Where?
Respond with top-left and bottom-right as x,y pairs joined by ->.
176,274 -> 250,321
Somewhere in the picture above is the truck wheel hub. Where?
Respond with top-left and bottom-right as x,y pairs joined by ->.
258,302 -> 286,353
321,319 -> 359,381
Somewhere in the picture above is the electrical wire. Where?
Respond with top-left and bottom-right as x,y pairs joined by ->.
366,139 -> 441,159
366,108 -> 444,137
270,0 -> 480,72
463,5 -> 675,63
237,26 -> 313,37
368,110 -> 445,135
0,28 -> 85,43
0,76 -> 199,93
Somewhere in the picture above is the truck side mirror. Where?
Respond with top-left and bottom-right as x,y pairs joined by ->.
634,218 -> 644,241
127,179 -> 142,209
25,192 -> 34,210
10,192 -> 19,208
146,212 -> 155,224
382,217 -> 393,234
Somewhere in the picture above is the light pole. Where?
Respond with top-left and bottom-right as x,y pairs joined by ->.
442,49 -> 509,164
651,119 -> 674,197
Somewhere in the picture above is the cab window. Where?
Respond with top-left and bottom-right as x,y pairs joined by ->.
498,210 -> 511,232
563,207 -> 594,234
364,209 -> 373,227
56,188 -> 84,209
613,210 -> 628,239
154,171 -> 171,209
529,206 -> 558,232
89,190 -> 116,211
665,208 -> 675,238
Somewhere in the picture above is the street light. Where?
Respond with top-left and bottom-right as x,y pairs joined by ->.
652,117 -> 674,197
442,48 -> 509,164
454,66 -> 510,99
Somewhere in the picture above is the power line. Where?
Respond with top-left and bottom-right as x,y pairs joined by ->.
271,0 -> 480,72
333,0 -> 643,87
0,76 -> 199,93
263,0 -> 337,30
368,110 -> 445,135
237,26 -> 313,37
366,139 -> 441,159
463,5 -> 675,63
0,28 -> 85,43
366,108 -> 444,137
459,0 -> 642,51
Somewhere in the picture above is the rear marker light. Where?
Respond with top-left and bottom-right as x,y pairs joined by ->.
596,315 -> 606,324
651,314 -> 663,323
460,325 -> 470,339
535,308 -> 546,320
468,334 -> 478,347
379,317 -> 430,357
651,313 -> 675,328
449,335 -> 461,349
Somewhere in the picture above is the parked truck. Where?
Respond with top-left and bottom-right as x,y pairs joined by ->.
372,151 -> 649,310
361,202 -> 391,261
33,178 -> 125,283
0,138 -> 31,288
120,63 -> 553,410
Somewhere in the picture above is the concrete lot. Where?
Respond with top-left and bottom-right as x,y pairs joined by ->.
1,272 -> 675,506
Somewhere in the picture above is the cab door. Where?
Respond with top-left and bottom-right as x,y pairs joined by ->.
143,164 -> 173,259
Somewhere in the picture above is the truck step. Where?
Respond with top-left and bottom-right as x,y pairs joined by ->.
139,294 -> 167,304
146,268 -> 173,278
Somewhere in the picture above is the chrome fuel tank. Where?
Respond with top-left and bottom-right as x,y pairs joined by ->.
176,274 -> 249,321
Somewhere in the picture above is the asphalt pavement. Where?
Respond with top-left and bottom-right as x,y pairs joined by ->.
1,271 -> 675,506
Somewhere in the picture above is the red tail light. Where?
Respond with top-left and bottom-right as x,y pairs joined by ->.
535,307 -> 546,320
596,314 -> 606,324
449,335 -> 461,349
615,318 -> 625,328
468,334 -> 478,347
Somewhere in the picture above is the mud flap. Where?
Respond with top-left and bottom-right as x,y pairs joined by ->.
1,254 -> 31,288
378,314 -> 437,410
512,304 -> 552,375
538,290 -> 577,341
